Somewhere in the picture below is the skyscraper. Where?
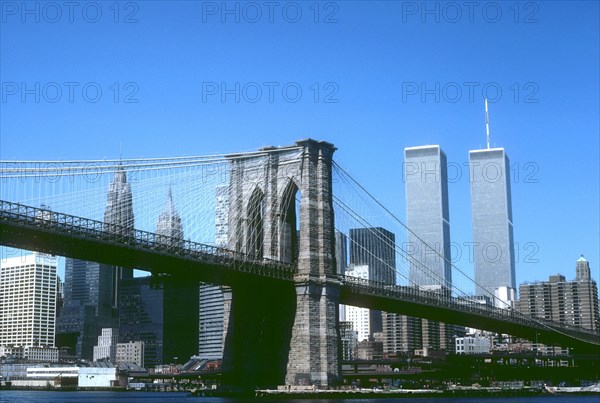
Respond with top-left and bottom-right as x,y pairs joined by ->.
349,227 -> 396,337
198,186 -> 227,360
336,231 -> 348,321
0,253 -> 57,348
104,163 -> 135,298
398,145 -> 452,354
156,188 -> 183,245
404,145 -> 451,287
57,164 -> 134,359
119,190 -> 199,366
469,148 -> 516,298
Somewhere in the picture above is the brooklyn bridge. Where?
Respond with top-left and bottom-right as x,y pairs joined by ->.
1,139 -> 598,390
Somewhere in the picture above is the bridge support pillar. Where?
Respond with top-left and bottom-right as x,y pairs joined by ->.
223,139 -> 341,389
285,140 -> 341,387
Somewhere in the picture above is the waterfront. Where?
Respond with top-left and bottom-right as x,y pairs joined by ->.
1,391 -> 600,403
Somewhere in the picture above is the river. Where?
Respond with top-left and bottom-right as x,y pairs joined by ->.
1,390 -> 599,403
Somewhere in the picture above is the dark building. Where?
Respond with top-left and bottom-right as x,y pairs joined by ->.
349,227 -> 396,336
119,276 -> 199,367
119,189 -> 199,367
56,165 -> 134,360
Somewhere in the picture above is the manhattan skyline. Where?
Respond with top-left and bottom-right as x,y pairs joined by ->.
1,1 -> 598,289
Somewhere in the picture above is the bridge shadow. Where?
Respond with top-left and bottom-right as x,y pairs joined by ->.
221,278 -> 296,391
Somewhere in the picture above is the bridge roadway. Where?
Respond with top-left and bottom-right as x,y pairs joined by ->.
1,201 -> 599,353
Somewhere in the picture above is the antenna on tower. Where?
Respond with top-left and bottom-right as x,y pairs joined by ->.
485,99 -> 490,149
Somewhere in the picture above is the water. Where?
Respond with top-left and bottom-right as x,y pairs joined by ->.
0,391 -> 599,403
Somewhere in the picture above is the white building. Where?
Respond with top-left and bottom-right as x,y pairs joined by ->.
345,265 -> 371,341
455,334 -> 490,355
0,253 -> 57,348
494,286 -> 516,309
93,328 -> 119,362
116,341 -> 144,367
79,366 -> 124,388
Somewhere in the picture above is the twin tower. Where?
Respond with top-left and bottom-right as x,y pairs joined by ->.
404,145 -> 516,304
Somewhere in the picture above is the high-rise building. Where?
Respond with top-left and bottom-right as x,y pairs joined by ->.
156,188 -> 183,245
56,259 -> 115,360
336,231 -> 348,321
393,146 -> 452,354
198,186 -> 227,360
120,190 -> 198,367
345,265 -> 371,341
116,341 -> 144,367
469,147 -> 516,298
119,275 -> 199,367
404,145 -> 451,287
519,256 -> 599,332
349,227 -> 396,337
383,312 -> 421,355
0,253 -> 57,348
57,165 -> 134,359
104,163 -> 135,300
93,328 -> 119,362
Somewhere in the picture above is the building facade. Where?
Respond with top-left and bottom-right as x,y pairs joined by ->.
57,165 -> 134,360
518,256 -> 599,331
0,253 -> 57,349
93,328 -> 119,362
404,145 -> 451,287
344,265 -> 371,341
198,185 -> 228,360
469,148 -> 516,299
349,227 -> 396,337
116,341 -> 144,367
397,146 -> 452,354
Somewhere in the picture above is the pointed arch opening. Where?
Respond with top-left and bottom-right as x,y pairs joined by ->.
279,180 -> 300,264
246,186 -> 265,259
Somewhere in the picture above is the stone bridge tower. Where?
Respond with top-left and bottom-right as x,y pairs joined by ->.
222,139 -> 340,389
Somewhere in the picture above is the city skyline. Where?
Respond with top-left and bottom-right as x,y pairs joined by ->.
2,2 -> 597,288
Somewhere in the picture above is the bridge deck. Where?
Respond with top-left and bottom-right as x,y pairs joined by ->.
1,200 -> 598,352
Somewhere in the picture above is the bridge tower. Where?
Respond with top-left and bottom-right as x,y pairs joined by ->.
222,139 -> 340,389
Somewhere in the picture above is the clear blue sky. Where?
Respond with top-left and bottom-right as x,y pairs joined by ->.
1,1 -> 598,286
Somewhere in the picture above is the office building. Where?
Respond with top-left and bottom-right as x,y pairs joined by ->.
336,231 -> 348,321
469,148 -> 516,298
198,186 -> 227,360
397,146 -> 452,353
156,188 -> 183,245
93,328 -> 119,362
116,341 -> 144,367
349,227 -> 396,337
0,253 -> 57,348
344,265 -> 371,341
120,190 -> 198,366
57,165 -> 134,359
404,145 -> 451,287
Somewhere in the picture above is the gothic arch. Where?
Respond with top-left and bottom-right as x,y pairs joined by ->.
279,179 -> 300,264
246,186 -> 265,259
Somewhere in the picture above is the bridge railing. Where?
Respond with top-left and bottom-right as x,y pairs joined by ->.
341,275 -> 600,344
0,200 -> 296,281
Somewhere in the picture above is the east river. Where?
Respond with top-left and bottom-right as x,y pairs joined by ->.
1,391 -> 600,403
